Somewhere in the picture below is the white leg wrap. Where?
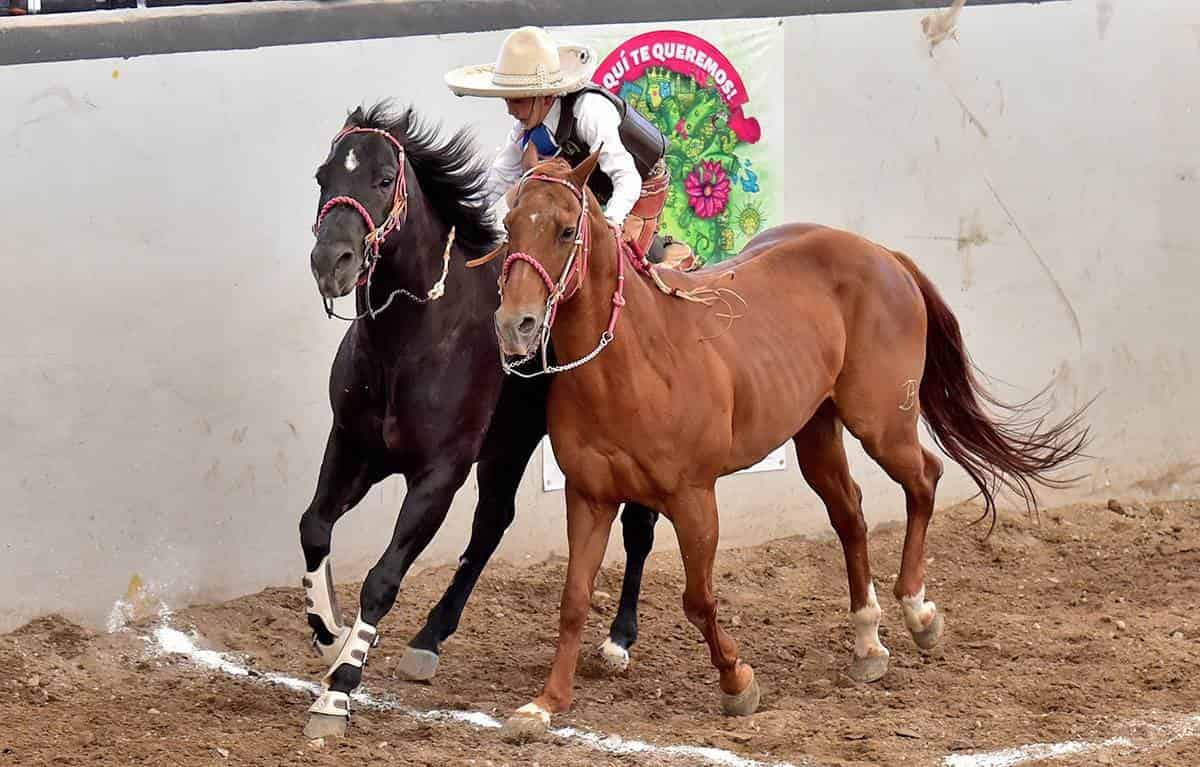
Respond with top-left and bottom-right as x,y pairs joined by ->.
308,689 -> 351,718
304,557 -> 344,635
899,586 -> 938,633
850,583 -> 889,658
321,611 -> 377,689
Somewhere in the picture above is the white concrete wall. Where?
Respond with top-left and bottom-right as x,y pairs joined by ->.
2,1 -> 1197,632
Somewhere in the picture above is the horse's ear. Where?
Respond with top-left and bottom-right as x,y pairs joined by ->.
344,106 -> 365,128
569,145 -> 603,188
521,141 -> 540,172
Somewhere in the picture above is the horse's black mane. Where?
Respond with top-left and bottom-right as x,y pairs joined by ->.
349,101 -> 500,254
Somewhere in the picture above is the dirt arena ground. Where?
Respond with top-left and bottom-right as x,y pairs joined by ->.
2,499 -> 1199,767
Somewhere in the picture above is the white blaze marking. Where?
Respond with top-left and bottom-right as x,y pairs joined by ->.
850,582 -> 888,658
345,148 -> 359,172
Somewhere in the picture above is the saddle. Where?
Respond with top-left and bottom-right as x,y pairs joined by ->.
644,234 -> 699,272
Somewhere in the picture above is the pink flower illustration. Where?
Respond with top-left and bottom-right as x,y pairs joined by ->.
685,161 -> 731,219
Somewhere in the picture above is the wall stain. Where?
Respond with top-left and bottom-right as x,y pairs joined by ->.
1097,1 -> 1114,41
274,450 -> 288,484
951,88 -> 990,139
1130,462 -> 1200,495
203,460 -> 221,488
984,176 -> 1083,348
921,0 -> 965,55
956,214 -> 989,290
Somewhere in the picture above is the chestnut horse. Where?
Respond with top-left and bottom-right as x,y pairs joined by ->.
487,151 -> 1088,738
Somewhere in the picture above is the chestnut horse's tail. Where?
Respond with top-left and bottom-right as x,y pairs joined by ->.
890,251 -> 1091,529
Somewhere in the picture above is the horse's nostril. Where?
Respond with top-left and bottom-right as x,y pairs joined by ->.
517,316 -> 538,336
336,251 -> 356,270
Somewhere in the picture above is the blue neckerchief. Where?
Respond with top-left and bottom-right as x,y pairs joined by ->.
521,123 -> 559,157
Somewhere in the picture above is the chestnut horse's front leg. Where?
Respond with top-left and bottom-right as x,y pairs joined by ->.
668,487 -> 759,716
501,485 -> 617,741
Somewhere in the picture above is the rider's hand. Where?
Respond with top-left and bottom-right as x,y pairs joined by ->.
621,217 -> 641,244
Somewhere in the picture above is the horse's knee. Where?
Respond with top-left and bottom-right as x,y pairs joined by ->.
299,507 -> 335,570
360,567 -> 402,620
919,451 -> 944,500
559,585 -> 591,634
906,471 -> 938,516
830,506 -> 867,543
682,591 -> 716,629
299,505 -> 325,542
481,498 -> 517,532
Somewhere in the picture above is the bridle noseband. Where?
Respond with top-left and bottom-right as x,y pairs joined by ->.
312,126 -> 453,321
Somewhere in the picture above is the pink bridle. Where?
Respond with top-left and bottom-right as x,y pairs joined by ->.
312,126 -> 410,288
497,172 -> 630,377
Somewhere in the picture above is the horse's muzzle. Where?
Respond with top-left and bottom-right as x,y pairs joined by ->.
310,241 -> 362,298
494,308 -> 542,359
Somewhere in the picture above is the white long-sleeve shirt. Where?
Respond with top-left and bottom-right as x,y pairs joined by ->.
483,93 -> 642,226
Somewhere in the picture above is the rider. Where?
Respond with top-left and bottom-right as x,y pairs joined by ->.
445,26 -> 692,266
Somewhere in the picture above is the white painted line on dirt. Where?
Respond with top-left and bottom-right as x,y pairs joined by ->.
942,737 -> 1133,767
150,624 -> 805,767
554,726 -> 798,767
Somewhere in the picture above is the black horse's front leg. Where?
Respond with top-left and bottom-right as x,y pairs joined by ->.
298,427 -> 378,661
304,460 -> 471,738
601,503 -> 658,671
399,425 -> 544,680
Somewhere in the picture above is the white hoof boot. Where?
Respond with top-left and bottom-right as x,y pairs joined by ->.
313,625 -> 352,665
598,637 -> 630,673
304,690 -> 349,738
304,557 -> 347,662
321,612 -> 377,689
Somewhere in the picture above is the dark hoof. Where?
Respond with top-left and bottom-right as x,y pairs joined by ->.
912,611 -> 944,651
303,712 -> 347,739
847,650 -> 890,683
500,708 -> 550,743
719,666 -> 761,716
396,647 -> 440,682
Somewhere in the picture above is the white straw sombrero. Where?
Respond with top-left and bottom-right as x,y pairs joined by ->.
445,26 -> 598,98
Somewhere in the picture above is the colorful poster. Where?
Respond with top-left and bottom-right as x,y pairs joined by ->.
589,22 -> 784,266
541,21 -> 787,492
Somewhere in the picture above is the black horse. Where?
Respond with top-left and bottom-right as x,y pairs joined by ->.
300,103 -> 658,737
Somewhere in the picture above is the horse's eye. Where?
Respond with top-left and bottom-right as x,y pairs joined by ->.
379,177 -> 394,188
561,227 -> 577,242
